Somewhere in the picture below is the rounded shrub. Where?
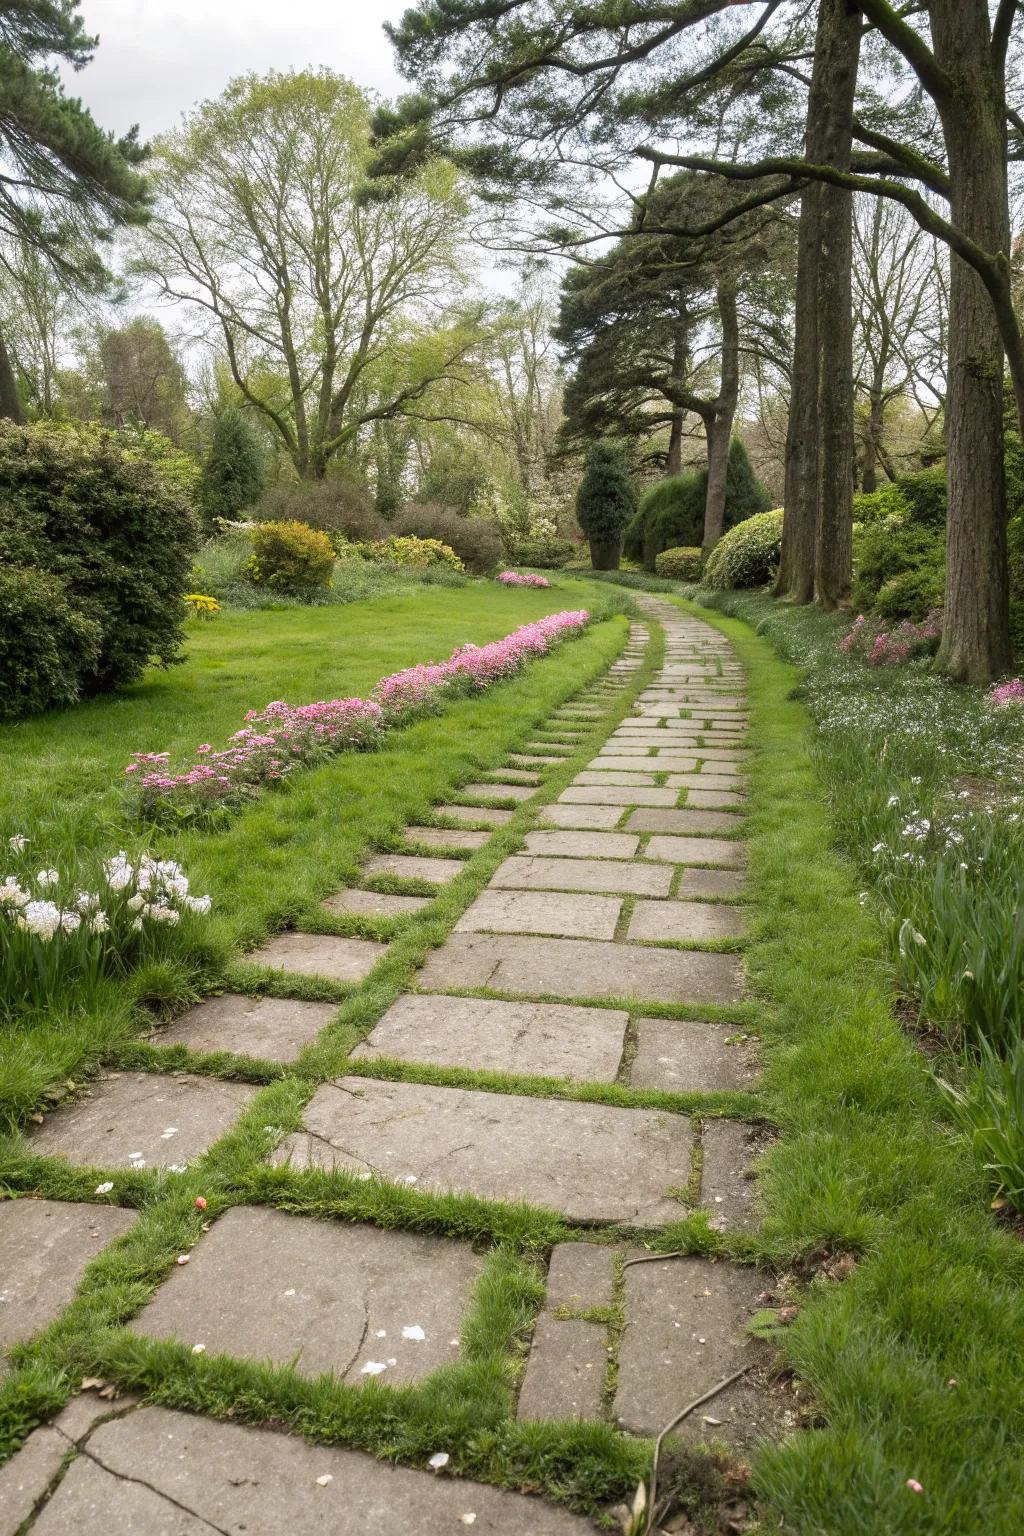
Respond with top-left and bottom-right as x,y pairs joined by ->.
0,421 -> 199,696
355,535 -> 464,571
395,503 -> 502,574
0,566 -> 103,720
258,480 -> 385,545
633,472 -> 705,569
874,565 -> 946,622
655,546 -> 704,581
852,482 -> 909,524
575,441 -> 636,570
511,534 -> 575,569
852,519 -> 945,615
894,465 -> 947,527
247,519 -> 336,594
703,508 -> 784,590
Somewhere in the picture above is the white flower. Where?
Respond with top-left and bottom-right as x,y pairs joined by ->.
90,911 -> 110,935
872,842 -> 886,854
103,853 -> 135,892
60,910 -> 82,934
0,879 -> 28,908
126,894 -> 145,912
76,891 -> 100,913
130,917 -> 143,932
36,869 -> 59,889
184,894 -> 212,915
21,900 -> 62,940
164,876 -> 190,902
8,834 -> 28,852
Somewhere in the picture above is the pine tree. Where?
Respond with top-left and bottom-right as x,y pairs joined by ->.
575,442 -> 636,571
199,409 -> 265,527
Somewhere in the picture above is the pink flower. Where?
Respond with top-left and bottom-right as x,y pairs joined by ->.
906,1479 -> 924,1495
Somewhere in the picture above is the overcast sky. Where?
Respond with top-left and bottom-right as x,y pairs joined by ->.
71,0 -> 411,138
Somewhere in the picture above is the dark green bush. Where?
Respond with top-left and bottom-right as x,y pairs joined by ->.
247,520 -> 336,594
258,479 -> 385,544
852,483 -> 909,524
0,566 -> 103,720
703,508 -> 784,590
852,519 -> 945,615
874,565 -> 946,622
627,441 -> 772,571
575,441 -> 636,569
894,465 -> 947,528
199,407 -> 265,527
0,422 -> 198,696
655,546 -> 704,580
394,503 -> 503,574
511,534 -> 575,568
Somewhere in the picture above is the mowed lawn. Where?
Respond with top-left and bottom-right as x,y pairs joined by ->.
0,580 -> 603,850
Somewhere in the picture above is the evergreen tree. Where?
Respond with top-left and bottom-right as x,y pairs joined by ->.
199,409 -> 265,527
575,442 -> 636,571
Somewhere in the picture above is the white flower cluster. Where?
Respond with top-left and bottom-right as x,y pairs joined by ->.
1,846 -> 212,944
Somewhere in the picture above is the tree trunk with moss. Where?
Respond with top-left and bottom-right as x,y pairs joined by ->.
0,328 -> 24,424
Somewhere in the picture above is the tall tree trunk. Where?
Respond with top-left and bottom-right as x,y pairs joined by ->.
0,327 -> 24,423
666,409 -> 684,475
860,378 -> 885,492
665,303 -> 689,476
702,281 -> 740,550
931,0 -> 1012,681
777,0 -> 860,603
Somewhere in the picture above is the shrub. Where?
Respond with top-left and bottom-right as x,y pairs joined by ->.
576,441 -> 636,570
258,479 -> 384,545
895,465 -> 947,527
852,519 -> 945,615
394,503 -> 503,574
355,535 -> 464,571
655,546 -> 704,581
511,534 -> 575,568
246,520 -> 335,594
852,482 -> 909,524
199,408 -> 265,527
0,566 -> 102,720
874,565 -> 946,622
0,421 -> 198,698
627,441 -> 772,571
498,570 -> 550,587
703,508 -> 784,590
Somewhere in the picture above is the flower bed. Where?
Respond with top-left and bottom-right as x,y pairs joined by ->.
126,609 -> 590,823
498,570 -> 551,588
839,609 -> 942,666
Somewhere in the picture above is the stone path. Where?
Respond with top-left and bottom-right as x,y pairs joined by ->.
2,605 -> 784,1531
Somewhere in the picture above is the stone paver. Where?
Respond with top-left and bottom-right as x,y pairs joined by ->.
538,803 -> 627,831
456,889 -> 622,940
0,1200 -> 137,1359
643,835 -> 745,868
666,772 -> 742,792
702,1121 -> 765,1230
518,1316 -> 606,1420
133,1206 -> 481,1383
677,867 -> 748,899
626,807 -> 741,836
157,994 -> 337,1062
30,1073 -> 255,1170
560,785 -> 680,807
324,889 -> 432,918
615,1256 -> 768,1441
0,1420 -> 68,1529
274,1077 -> 692,1224
546,1243 -> 616,1309
491,855 -> 672,896
352,995 -> 627,1080
628,898 -> 745,943
594,756 -> 697,773
248,932 -> 387,981
682,788 -> 747,810
574,770 -> 658,787
363,853 -> 464,884
460,782 -> 535,801
404,826 -> 490,850
435,803 -> 514,825
523,829 -> 639,859
21,1403 -> 592,1534
630,1019 -> 759,1093
418,933 -> 742,1005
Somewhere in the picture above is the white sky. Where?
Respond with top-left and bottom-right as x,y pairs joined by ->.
71,0 -> 411,138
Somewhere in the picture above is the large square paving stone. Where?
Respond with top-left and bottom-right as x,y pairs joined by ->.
491,855 -> 671,896
133,1206 -> 481,1383
456,889 -> 622,940
0,1199 -> 137,1360
417,933 -> 742,1005
273,1078 -> 693,1225
157,994 -> 337,1062
247,932 -> 387,981
29,1072 -> 255,1170
352,994 -> 627,1080
25,1404 -> 593,1534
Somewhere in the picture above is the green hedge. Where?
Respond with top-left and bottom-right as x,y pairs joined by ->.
703,508 -> 784,590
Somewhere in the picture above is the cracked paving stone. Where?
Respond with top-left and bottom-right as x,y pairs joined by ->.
133,1206 -> 481,1383
155,994 -> 337,1063
273,1077 -> 693,1225
25,1403 -> 593,1534
246,932 -> 388,982
491,855 -> 671,896
455,888 -> 623,940
518,1316 -> 607,1421
29,1073 -> 255,1171
615,1255 -> 772,1446
0,1200 -> 137,1361
418,932 -> 742,1005
630,1019 -> 759,1094
351,994 -> 627,1081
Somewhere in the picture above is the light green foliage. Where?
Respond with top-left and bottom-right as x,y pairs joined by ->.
852,518 -> 945,618
654,546 -> 704,581
702,508 -> 783,590
851,482 -> 909,523
355,534 -> 464,571
247,520 -> 336,594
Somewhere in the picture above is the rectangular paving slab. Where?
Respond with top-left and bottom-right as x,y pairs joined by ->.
363,853 -> 464,884
403,826 -> 490,850
247,932 -> 387,981
491,855 -> 672,896
324,889 -> 432,918
643,835 -> 745,868
630,1018 -> 760,1093
574,770 -> 659,787
626,807 -> 742,836
133,1206 -> 481,1383
24,1403 -> 593,1534
434,803 -> 514,825
546,1243 -> 616,1310
681,788 -> 747,810
628,898 -> 745,943
273,1077 -> 692,1225
593,756 -> 698,773
456,889 -> 622,940
560,785 -> 680,807
352,994 -> 628,1080
702,1121 -> 765,1231
518,1315 -> 607,1421
0,1199 -> 137,1360
417,933 -> 742,1005
677,867 -> 748,900
523,830 -> 639,859
537,803 -> 627,831
157,994 -> 337,1062
614,1255 -> 769,1442
460,782 -> 535,801
29,1072 -> 255,1171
